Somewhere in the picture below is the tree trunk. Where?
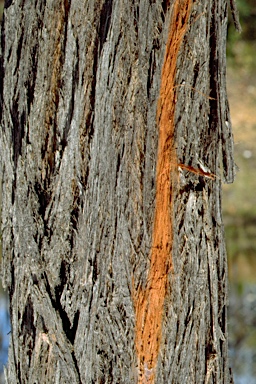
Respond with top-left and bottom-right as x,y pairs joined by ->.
0,1 -> 236,383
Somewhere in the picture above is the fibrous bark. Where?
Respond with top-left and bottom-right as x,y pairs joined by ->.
0,1 -> 235,383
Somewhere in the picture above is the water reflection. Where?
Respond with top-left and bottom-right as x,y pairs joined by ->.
229,283 -> 256,384
0,290 -> 9,383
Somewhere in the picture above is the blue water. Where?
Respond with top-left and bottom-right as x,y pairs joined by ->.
0,295 -> 9,376
229,283 -> 256,384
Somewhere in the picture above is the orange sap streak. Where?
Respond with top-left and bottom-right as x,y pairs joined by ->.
134,1 -> 193,383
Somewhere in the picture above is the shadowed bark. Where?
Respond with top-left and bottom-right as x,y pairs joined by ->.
0,0 -> 236,383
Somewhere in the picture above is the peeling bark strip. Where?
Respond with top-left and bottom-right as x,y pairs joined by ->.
134,1 -> 193,382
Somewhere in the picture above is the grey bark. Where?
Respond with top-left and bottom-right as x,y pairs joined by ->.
0,0 -> 235,383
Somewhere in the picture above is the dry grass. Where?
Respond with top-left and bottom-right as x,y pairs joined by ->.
224,65 -> 256,215
224,62 -> 256,282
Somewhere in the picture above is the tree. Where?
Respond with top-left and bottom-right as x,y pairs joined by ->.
0,0 -> 237,383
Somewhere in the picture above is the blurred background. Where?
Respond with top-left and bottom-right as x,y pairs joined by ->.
0,1 -> 255,383
225,1 -> 256,383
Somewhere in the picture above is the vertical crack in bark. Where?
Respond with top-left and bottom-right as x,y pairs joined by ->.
42,1 -> 70,181
134,1 -> 193,383
98,0 -> 113,54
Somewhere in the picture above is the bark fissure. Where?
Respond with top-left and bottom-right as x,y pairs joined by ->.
98,0 -> 113,54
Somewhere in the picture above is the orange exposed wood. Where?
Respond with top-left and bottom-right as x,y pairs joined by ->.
134,1 -> 193,383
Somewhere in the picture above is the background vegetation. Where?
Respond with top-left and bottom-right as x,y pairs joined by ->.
224,1 -> 256,382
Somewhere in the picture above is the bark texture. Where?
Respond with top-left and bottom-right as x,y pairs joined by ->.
0,0 -> 235,383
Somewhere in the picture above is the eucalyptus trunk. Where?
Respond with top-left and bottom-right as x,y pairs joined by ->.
0,1 -> 236,383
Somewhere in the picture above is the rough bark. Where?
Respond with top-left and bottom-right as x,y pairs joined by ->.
0,0 -> 235,383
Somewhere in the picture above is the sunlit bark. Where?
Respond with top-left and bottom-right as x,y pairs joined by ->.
0,1 -> 235,383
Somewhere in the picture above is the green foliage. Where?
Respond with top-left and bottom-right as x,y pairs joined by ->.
0,2 -> 3,21
228,0 -> 256,69
227,0 -> 256,60
237,0 -> 252,16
